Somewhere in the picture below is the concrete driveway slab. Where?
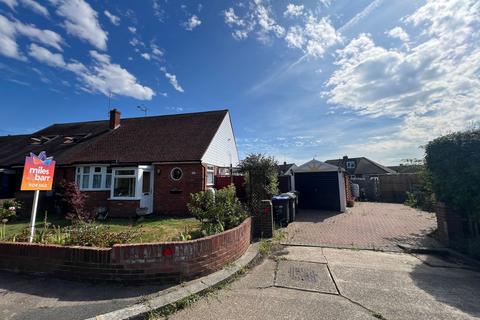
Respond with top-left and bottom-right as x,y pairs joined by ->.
167,246 -> 480,320
275,260 -> 337,294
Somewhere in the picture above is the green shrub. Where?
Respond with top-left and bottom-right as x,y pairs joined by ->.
425,129 -> 480,218
64,221 -> 141,247
188,184 -> 248,236
0,199 -> 22,221
239,153 -> 279,211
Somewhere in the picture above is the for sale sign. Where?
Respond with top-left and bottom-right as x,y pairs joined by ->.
20,152 -> 56,191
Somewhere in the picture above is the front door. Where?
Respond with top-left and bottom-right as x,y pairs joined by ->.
140,169 -> 154,213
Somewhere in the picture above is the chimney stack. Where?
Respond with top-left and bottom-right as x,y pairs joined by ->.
109,109 -> 121,130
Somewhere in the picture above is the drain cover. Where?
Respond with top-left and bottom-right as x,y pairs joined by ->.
275,261 -> 337,294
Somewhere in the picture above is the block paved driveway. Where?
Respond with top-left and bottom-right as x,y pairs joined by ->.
284,202 -> 440,250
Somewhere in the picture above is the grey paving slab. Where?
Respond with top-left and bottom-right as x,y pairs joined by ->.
168,287 -> 376,320
323,248 -> 480,320
277,246 -> 327,263
275,260 -> 337,294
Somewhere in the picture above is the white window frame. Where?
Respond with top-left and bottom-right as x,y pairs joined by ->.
110,167 -> 140,200
346,161 -> 356,169
75,165 -> 111,191
206,165 -> 215,186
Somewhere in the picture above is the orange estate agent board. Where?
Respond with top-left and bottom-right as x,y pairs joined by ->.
20,152 -> 56,191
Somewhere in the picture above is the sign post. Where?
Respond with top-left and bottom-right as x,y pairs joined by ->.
20,152 -> 55,243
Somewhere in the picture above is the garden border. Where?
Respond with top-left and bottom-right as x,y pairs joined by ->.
0,217 -> 251,284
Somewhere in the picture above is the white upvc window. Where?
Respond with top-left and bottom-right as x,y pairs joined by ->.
111,168 -> 139,199
75,166 -> 111,190
346,161 -> 356,169
207,165 -> 215,186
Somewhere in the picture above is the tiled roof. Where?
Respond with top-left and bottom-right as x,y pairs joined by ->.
325,157 -> 396,175
0,110 -> 228,167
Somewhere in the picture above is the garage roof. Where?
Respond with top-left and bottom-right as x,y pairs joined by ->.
294,159 -> 342,173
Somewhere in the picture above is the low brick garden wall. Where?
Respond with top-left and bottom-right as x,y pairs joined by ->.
0,217 -> 251,284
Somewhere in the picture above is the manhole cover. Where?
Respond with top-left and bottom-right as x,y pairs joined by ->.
275,261 -> 337,294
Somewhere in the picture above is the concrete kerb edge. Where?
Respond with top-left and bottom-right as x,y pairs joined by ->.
398,243 -> 480,269
86,243 -> 261,320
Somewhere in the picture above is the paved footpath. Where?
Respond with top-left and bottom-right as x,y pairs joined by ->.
284,202 -> 439,250
168,246 -> 480,320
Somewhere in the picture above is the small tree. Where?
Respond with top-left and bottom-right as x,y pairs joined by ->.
56,180 -> 94,222
238,154 -> 279,211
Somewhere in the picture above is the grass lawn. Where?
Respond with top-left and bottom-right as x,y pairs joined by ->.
1,213 -> 201,244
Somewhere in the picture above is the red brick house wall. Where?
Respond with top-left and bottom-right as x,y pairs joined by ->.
154,163 -> 206,215
344,175 -> 354,207
0,217 -> 251,284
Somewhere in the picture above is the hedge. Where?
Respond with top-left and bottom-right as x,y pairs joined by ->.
425,129 -> 480,217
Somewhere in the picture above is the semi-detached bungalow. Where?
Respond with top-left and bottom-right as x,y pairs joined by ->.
0,109 -> 239,217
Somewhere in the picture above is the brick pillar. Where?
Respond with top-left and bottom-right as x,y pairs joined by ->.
344,175 -> 354,207
252,200 -> 273,238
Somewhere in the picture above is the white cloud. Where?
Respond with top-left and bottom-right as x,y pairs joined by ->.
151,43 -> 163,57
224,8 -> 244,27
140,53 -> 150,60
104,10 -> 120,26
28,44 -> 154,100
285,15 -> 341,58
284,4 -> 304,18
326,0 -> 480,156
128,26 -> 136,34
0,0 -> 16,9
0,0 -> 49,17
223,1 -> 284,42
386,26 -> 409,42
0,15 -> 22,59
51,0 -> 108,50
28,43 -> 66,67
223,1 -> 339,57
0,14 -> 64,59
161,67 -> 184,92
183,15 -> 202,31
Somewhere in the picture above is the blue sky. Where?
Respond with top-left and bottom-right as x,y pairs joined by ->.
0,0 -> 479,165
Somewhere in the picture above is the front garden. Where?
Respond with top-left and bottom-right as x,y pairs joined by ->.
0,182 -> 247,248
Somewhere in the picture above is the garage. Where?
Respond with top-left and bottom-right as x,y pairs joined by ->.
293,159 -> 346,212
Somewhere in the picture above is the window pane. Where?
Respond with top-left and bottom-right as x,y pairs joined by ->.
92,174 -> 102,188
82,175 -> 89,189
207,172 -> 214,185
83,167 -> 90,174
76,174 -> 81,186
116,170 -> 135,176
94,167 -> 102,173
114,177 -> 136,197
170,168 -> 183,180
142,171 -> 151,193
105,174 -> 112,189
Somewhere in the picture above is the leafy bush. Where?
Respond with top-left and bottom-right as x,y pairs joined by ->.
9,219 -> 140,247
56,180 -> 95,222
425,129 -> 480,217
0,199 -> 21,221
64,221 -> 141,247
239,153 -> 279,211
188,184 -> 248,236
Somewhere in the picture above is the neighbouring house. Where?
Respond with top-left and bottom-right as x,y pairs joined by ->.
0,109 -> 239,217
325,156 -> 396,200
278,162 -> 297,193
293,159 -> 347,212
